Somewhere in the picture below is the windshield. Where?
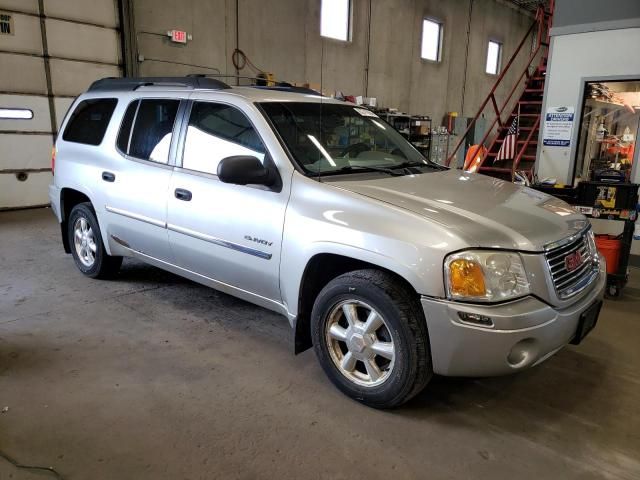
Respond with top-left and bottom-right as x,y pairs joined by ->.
259,102 -> 431,175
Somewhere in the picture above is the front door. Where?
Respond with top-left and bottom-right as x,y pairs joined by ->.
166,100 -> 288,301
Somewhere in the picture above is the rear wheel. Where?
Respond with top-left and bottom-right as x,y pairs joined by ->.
68,203 -> 122,279
311,269 -> 432,408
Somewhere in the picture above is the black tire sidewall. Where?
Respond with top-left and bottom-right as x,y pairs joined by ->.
311,276 -> 424,407
68,203 -> 107,278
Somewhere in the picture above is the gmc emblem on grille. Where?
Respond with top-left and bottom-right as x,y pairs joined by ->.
565,250 -> 583,272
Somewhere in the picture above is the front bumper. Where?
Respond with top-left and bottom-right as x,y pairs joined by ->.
421,260 -> 606,376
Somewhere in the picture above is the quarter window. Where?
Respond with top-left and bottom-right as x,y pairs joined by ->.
63,98 -> 117,145
182,102 -> 266,175
116,100 -> 138,153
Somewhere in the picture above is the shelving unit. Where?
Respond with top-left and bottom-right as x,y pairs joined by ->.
577,97 -> 638,181
373,111 -> 433,159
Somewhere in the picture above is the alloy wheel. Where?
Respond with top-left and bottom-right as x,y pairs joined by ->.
325,299 -> 395,387
73,216 -> 97,268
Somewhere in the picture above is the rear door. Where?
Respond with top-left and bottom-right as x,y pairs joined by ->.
101,97 -> 182,261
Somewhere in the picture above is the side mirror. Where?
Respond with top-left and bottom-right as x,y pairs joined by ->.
217,155 -> 274,186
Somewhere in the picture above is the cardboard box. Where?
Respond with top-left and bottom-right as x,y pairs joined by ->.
411,124 -> 430,136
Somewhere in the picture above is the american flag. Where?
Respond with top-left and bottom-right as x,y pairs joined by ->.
496,116 -> 518,161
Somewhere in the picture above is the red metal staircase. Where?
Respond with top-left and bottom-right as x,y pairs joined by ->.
446,1 -> 554,181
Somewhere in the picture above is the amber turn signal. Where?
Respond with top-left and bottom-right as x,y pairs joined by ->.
448,259 -> 487,297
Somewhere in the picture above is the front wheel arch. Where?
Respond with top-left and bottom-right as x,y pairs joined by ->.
294,253 -> 422,354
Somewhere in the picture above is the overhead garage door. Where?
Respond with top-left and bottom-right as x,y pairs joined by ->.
0,0 -> 123,209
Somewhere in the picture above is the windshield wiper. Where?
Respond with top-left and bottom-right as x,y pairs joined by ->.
392,160 -> 447,170
337,165 -> 404,176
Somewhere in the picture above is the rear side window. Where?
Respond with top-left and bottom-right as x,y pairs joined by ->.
127,99 -> 180,164
63,98 -> 117,145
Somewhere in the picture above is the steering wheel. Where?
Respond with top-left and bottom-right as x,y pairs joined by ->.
340,142 -> 370,158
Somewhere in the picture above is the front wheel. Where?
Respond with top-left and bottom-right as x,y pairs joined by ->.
311,269 -> 432,408
68,202 -> 122,279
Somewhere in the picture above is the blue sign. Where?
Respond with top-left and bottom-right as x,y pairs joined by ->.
543,107 -> 575,147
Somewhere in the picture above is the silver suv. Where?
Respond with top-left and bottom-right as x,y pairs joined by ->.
49,77 -> 606,408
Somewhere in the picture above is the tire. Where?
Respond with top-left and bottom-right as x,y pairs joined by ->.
311,269 -> 432,408
68,202 -> 122,279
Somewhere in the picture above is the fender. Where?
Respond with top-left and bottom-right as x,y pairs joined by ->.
283,241 -> 431,321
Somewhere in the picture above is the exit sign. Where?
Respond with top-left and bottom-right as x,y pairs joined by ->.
169,29 -> 187,43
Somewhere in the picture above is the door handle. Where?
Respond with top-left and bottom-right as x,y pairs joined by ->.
102,171 -> 116,182
174,188 -> 192,201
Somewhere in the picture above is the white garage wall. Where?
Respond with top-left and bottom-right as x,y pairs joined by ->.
0,0 -> 122,209
537,28 -> 640,184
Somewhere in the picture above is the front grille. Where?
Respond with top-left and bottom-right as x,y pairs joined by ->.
546,232 -> 597,299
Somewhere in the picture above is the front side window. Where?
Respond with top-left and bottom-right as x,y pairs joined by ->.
259,102 -> 431,176
126,99 -> 180,164
182,102 -> 266,175
320,0 -> 351,41
63,98 -> 117,145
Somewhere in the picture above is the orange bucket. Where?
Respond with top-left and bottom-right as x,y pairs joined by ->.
595,234 -> 621,275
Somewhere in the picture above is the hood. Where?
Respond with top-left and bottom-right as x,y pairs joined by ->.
328,169 -> 589,251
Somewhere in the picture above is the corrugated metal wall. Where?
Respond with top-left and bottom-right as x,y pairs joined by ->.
0,0 -> 123,209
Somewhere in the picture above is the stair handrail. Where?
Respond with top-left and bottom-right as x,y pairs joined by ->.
445,6 -> 547,167
512,114 -> 541,178
455,38 -> 545,172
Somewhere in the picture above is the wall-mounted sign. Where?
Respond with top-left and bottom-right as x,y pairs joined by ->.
0,12 -> 14,35
543,106 -> 575,147
168,29 -> 190,43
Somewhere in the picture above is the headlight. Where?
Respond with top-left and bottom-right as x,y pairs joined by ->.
444,250 -> 530,302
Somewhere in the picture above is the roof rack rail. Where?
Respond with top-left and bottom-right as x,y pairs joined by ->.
250,85 -> 320,95
88,76 -> 231,92
184,74 -> 320,94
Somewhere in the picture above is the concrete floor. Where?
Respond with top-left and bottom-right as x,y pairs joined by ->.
1,208 -> 639,480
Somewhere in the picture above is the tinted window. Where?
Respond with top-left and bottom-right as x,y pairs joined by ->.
129,99 -> 180,163
63,98 -> 117,145
116,100 -> 139,153
182,102 -> 266,175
